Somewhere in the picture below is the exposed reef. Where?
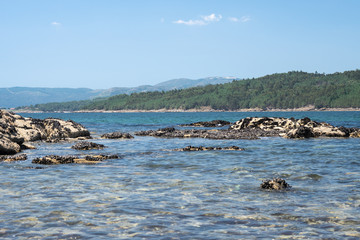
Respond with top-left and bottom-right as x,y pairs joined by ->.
0,110 -> 91,155
135,127 -> 277,140
135,117 -> 360,140
173,145 -> 245,151
180,120 -> 231,127
101,132 -> 134,139
0,154 -> 27,162
231,117 -> 360,138
32,154 -> 120,165
71,141 -> 105,150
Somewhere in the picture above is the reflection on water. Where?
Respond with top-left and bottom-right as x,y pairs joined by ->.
1,112 -> 360,239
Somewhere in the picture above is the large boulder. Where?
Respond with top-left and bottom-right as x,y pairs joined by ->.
0,137 -> 21,155
0,110 -> 91,155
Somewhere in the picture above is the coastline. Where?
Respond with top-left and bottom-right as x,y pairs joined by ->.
13,106 -> 360,113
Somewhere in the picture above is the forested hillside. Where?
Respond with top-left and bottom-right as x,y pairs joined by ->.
24,70 -> 360,111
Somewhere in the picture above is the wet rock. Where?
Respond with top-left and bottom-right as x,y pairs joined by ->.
0,110 -> 91,155
286,126 -> 315,138
349,128 -> 360,137
71,141 -> 105,150
84,154 -> 119,161
181,120 -> 231,127
260,178 -> 291,190
173,145 -> 245,151
0,154 -> 27,162
32,154 -> 119,165
0,137 -> 21,155
101,132 -> 134,139
21,143 -> 37,150
231,117 -> 356,139
135,127 -> 277,140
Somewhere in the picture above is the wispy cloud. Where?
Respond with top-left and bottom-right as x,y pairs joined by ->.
240,16 -> 251,22
228,17 -> 239,22
173,13 -> 222,26
228,16 -> 251,23
51,21 -> 61,26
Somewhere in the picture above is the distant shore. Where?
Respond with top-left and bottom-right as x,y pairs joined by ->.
13,106 -> 360,113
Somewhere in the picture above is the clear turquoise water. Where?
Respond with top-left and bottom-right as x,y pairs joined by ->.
1,111 -> 360,239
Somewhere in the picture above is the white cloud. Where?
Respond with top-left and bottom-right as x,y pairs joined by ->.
240,16 -> 251,22
51,21 -> 61,26
228,17 -> 239,22
173,13 -> 222,26
202,13 -> 222,22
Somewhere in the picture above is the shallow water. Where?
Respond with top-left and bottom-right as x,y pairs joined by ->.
1,112 -> 360,239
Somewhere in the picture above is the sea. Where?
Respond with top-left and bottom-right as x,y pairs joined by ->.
1,111 -> 360,239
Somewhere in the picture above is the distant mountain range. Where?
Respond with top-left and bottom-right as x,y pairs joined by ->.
0,77 -> 239,108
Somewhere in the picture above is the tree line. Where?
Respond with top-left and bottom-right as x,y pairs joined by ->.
23,70 -> 360,111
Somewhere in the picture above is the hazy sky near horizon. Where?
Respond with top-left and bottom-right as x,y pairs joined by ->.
1,0 -> 359,89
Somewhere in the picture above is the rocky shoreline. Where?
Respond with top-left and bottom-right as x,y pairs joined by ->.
2,110 -> 360,168
0,110 -> 90,155
135,117 -> 360,140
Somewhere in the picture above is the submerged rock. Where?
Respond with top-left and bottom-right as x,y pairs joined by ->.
173,145 -> 245,151
101,132 -> 134,139
0,154 -> 27,162
0,110 -> 91,155
32,154 -> 119,165
71,141 -> 105,150
260,178 -> 291,190
180,120 -> 231,127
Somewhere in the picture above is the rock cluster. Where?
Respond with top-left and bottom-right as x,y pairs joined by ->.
135,127 -> 277,140
135,117 -> 360,140
180,120 -> 231,127
260,178 -> 291,190
0,154 -> 27,162
32,154 -> 119,165
0,110 -> 90,155
173,145 -> 245,151
71,141 -> 105,150
230,117 -> 360,138
101,132 -> 134,139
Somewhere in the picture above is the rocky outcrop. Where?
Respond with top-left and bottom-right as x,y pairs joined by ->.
101,132 -> 134,139
71,141 -> 105,150
260,178 -> 291,190
0,138 -> 22,155
32,154 -> 119,165
173,145 -> 245,151
0,110 -> 91,155
135,117 -> 360,140
180,120 -> 231,127
135,127 -> 278,140
230,117 -> 360,139
0,154 -> 27,162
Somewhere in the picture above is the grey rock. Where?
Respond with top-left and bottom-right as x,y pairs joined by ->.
101,132 -> 134,139
260,178 -> 291,190
173,145 -> 245,151
71,141 -> 105,150
0,110 -> 91,155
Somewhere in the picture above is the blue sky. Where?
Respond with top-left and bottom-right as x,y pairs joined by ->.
1,0 -> 359,89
